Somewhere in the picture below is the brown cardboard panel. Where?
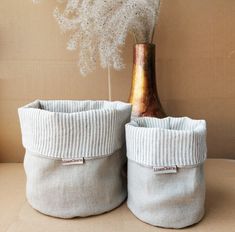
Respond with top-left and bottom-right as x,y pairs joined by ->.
0,0 -> 235,162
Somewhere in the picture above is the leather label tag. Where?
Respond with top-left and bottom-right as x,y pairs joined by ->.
62,158 -> 84,166
153,166 -> 177,174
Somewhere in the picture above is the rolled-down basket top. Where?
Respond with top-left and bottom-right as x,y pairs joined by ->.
126,117 -> 207,167
18,100 -> 132,159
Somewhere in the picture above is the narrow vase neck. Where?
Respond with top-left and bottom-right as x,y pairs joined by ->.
129,43 -> 166,117
133,43 -> 157,91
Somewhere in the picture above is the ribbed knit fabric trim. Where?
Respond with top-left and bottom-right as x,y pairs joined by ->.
125,117 -> 207,167
18,100 -> 132,159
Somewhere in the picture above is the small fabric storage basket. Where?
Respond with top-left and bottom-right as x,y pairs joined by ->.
126,117 -> 207,229
18,100 -> 132,218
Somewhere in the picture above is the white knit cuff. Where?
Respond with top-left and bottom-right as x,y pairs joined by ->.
18,100 -> 132,159
125,117 -> 207,167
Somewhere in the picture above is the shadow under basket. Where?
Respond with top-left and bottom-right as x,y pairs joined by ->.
125,117 -> 207,229
18,100 -> 132,218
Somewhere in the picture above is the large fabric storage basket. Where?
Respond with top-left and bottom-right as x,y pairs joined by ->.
18,100 -> 132,218
126,117 -> 207,228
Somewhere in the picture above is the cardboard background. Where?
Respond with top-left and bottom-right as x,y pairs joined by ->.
0,0 -> 234,162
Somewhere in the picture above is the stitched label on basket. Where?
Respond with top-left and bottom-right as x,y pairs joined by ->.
62,158 -> 84,166
153,166 -> 177,174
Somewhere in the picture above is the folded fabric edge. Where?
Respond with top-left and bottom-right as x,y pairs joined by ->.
125,117 -> 207,167
18,100 -> 131,159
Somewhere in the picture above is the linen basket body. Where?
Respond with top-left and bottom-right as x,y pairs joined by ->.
18,100 -> 132,218
126,117 -> 207,228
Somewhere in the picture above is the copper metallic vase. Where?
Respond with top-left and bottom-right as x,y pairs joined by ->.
129,43 -> 166,118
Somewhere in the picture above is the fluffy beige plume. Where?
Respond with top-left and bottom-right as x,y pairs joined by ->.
34,0 -> 161,75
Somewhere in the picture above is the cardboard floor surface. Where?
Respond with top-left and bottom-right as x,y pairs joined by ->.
0,159 -> 235,232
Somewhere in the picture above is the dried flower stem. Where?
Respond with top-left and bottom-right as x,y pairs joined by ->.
151,0 -> 161,43
132,31 -> 137,44
107,65 -> 112,101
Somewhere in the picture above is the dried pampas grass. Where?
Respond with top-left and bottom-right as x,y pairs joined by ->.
33,0 -> 161,75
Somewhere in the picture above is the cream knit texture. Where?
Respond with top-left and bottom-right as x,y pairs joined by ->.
19,100 -> 131,159
126,117 -> 207,167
